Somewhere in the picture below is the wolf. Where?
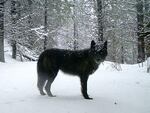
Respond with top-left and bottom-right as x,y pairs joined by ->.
37,40 -> 107,99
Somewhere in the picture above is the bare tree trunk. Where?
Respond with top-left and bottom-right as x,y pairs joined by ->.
144,0 -> 150,72
26,0 -> 35,48
144,0 -> 150,57
0,0 -> 5,62
12,40 -> 17,59
96,0 -> 103,42
147,57 -> 150,73
136,0 -> 145,63
11,0 -> 16,59
121,46 -> 124,64
73,0 -> 78,50
11,0 -> 21,59
44,0 -> 48,50
27,0 -> 32,24
27,0 -> 33,31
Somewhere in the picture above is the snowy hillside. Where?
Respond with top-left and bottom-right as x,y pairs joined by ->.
0,55 -> 150,113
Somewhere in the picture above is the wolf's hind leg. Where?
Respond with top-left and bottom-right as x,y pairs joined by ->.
37,75 -> 47,95
45,70 -> 58,97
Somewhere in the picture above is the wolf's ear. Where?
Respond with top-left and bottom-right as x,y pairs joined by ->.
91,40 -> 96,49
104,41 -> 107,48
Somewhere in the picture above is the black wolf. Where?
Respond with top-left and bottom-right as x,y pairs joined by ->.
37,40 -> 107,99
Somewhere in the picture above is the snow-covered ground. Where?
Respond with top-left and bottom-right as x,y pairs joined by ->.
0,55 -> 150,113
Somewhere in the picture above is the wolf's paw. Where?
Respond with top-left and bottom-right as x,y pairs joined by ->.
40,91 -> 46,96
47,93 -> 56,97
84,95 -> 93,100
50,95 -> 56,97
85,97 -> 93,100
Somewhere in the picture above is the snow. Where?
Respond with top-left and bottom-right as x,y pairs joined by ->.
0,56 -> 150,113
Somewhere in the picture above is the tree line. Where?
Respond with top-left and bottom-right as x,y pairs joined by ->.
0,0 -> 150,71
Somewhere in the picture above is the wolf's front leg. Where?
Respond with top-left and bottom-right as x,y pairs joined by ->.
80,75 -> 93,100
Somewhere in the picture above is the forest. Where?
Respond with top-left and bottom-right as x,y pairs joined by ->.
0,1 -> 150,113
0,0 -> 150,72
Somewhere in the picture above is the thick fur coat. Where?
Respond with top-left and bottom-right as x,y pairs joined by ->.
37,40 -> 107,99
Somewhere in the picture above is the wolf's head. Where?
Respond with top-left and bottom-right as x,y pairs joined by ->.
90,40 -> 108,64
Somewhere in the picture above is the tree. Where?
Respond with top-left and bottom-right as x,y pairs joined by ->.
144,0 -> 150,57
96,0 -> 103,42
144,0 -> 150,72
43,0 -> 48,50
2,0 -> 72,61
10,0 -> 21,59
73,0 -> 79,50
0,0 -> 5,62
136,0 -> 145,63
102,0 -> 138,64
